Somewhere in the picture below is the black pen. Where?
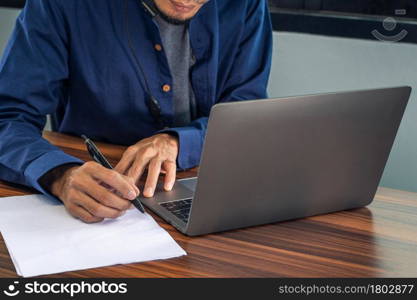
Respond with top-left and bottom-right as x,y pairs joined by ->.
81,135 -> 145,214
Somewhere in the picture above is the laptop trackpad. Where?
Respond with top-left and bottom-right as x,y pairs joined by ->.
151,178 -> 196,203
177,177 -> 197,192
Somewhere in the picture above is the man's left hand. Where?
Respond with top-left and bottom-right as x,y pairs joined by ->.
115,133 -> 179,197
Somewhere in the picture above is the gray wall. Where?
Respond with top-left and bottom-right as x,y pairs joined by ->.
268,32 -> 417,193
0,8 -> 19,55
1,8 -> 417,192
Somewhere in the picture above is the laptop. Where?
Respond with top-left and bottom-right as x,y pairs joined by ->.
139,87 -> 411,236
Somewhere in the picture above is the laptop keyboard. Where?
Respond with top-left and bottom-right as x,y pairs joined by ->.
160,198 -> 192,223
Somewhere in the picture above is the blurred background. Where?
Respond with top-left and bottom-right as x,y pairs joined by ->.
1,0 -> 417,193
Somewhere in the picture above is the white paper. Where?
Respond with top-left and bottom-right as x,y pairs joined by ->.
0,194 -> 186,277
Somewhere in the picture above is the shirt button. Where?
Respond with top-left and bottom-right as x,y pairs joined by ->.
162,84 -> 171,93
155,44 -> 162,51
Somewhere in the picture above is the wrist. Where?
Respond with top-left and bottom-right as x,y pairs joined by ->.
39,164 -> 81,198
159,132 -> 179,147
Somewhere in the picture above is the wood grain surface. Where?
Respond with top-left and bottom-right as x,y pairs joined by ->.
0,131 -> 416,278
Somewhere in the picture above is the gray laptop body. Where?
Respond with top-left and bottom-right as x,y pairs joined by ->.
140,87 -> 411,236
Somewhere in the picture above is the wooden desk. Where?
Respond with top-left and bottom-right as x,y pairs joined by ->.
1,131 -> 416,278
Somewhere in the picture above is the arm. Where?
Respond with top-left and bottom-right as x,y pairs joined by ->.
0,0 -> 138,222
0,0 -> 83,194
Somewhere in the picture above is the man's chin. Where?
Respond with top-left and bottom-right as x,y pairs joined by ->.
153,1 -> 193,25
159,13 -> 191,25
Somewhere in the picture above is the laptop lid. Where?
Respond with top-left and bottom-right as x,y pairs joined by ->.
185,87 -> 411,236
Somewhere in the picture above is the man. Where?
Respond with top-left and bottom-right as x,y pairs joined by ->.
0,0 -> 272,223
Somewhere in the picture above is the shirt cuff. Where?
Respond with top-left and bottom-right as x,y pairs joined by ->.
24,150 -> 84,197
159,126 -> 203,170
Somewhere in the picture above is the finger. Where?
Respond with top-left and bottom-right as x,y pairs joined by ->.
115,147 -> 136,175
73,189 -> 125,219
123,175 -> 140,195
143,158 -> 162,197
163,161 -> 176,191
66,203 -> 104,223
80,177 -> 132,211
85,164 -> 138,200
127,155 -> 150,185
96,180 -> 137,208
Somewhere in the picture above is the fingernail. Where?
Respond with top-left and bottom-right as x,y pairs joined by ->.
166,182 -> 174,191
145,187 -> 154,197
127,190 -> 136,200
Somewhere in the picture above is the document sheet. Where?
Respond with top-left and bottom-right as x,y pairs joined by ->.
0,194 -> 186,277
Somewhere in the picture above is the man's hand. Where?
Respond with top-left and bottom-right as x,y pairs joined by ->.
41,162 -> 140,223
115,133 -> 179,197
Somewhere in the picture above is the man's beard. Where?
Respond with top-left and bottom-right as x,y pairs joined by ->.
152,1 -> 191,25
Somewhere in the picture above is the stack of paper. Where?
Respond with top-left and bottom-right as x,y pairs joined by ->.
0,194 -> 186,277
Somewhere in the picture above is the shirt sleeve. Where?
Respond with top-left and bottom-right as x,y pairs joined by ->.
162,0 -> 273,170
0,0 -> 84,194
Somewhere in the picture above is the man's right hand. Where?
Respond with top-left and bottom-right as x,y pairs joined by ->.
41,162 -> 140,223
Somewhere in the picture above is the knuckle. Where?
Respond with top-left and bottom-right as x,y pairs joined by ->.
100,194 -> 119,208
107,171 -> 120,183
81,215 -> 94,223
152,137 -> 163,149
83,215 -> 101,224
143,147 -> 155,157
96,191 -> 109,204
90,205 -> 103,216
94,187 -> 107,202
126,146 -> 137,155
155,154 -> 165,163
97,195 -> 109,206
83,161 -> 96,170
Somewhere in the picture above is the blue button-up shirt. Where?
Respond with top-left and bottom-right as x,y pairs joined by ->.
0,0 -> 272,195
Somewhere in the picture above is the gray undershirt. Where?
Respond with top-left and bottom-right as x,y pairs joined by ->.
155,15 -> 196,127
